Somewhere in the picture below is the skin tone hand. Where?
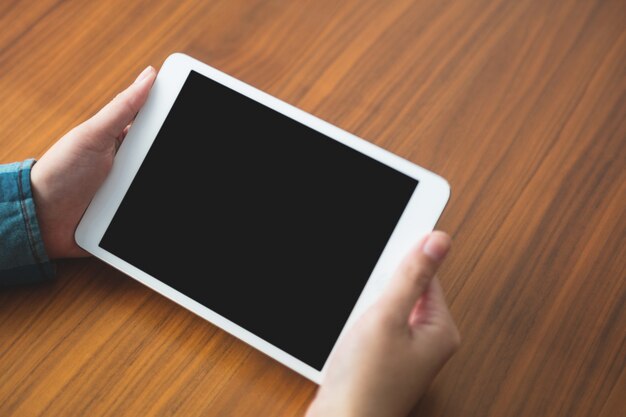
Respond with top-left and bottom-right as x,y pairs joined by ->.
28,65 -> 457,416
30,66 -> 157,259
306,231 -> 460,417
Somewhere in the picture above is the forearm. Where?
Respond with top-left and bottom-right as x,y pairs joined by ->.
0,160 -> 55,285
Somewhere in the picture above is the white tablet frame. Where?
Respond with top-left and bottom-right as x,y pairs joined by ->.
75,53 -> 450,384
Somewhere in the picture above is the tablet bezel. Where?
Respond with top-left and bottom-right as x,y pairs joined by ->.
75,52 -> 450,383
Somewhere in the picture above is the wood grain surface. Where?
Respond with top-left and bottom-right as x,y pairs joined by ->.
1,0 -> 625,416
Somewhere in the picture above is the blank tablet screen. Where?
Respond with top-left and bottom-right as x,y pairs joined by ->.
100,70 -> 417,370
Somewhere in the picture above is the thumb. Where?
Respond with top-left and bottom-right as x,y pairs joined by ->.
380,231 -> 451,321
83,66 -> 156,142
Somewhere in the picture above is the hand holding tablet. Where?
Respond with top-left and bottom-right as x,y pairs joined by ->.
74,53 -> 451,382
30,66 -> 158,260
76,54 -> 449,382
307,232 -> 459,417
27,53 -> 458,415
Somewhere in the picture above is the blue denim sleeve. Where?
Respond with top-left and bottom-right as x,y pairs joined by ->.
0,160 -> 55,285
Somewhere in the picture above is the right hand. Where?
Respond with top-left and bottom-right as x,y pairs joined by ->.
306,231 -> 460,417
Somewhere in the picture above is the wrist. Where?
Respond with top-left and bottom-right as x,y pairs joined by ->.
306,396 -> 375,417
30,163 -> 68,259
30,166 -> 55,258
306,389 -> 411,417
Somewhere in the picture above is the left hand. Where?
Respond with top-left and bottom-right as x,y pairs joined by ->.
30,66 -> 156,259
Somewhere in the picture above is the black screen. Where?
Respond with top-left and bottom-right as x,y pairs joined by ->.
100,70 -> 417,370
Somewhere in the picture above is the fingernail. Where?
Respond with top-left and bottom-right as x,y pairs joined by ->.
134,66 -> 153,84
422,232 -> 451,261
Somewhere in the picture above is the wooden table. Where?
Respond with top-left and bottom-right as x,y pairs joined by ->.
1,0 -> 624,415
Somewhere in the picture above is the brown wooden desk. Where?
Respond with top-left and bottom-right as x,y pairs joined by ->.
1,0 -> 624,415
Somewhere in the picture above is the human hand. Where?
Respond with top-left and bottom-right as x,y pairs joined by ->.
30,66 -> 156,259
306,231 -> 460,417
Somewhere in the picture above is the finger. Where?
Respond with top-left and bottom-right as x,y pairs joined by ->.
410,277 -> 461,357
380,231 -> 451,319
115,124 -> 131,151
84,66 -> 156,142
409,277 -> 454,328
121,124 -> 131,140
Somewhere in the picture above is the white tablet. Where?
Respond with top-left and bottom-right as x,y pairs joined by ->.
75,53 -> 450,383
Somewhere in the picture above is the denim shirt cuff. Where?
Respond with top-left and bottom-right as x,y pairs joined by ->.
0,159 -> 56,285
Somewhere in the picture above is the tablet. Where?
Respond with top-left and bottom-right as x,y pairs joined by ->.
75,53 -> 450,383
